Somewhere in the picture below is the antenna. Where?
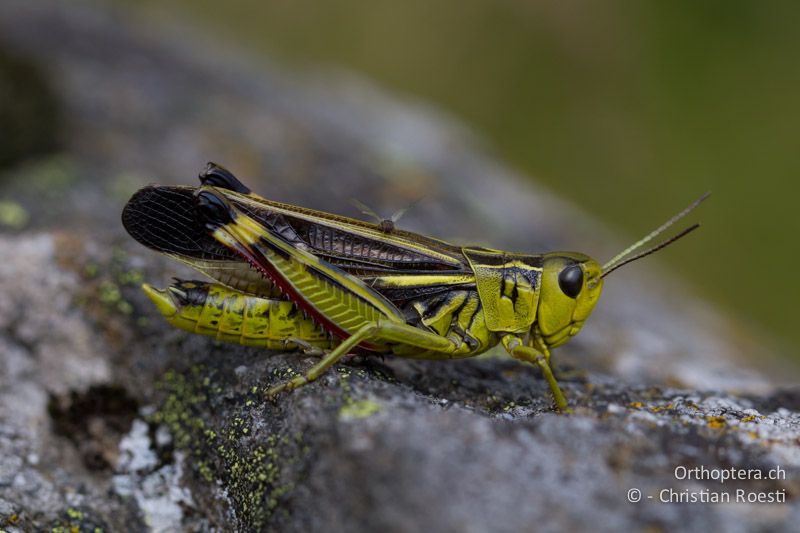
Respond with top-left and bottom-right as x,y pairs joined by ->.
600,223 -> 700,279
601,192 -> 710,275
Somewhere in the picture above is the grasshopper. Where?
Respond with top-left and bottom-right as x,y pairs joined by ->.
122,163 -> 706,410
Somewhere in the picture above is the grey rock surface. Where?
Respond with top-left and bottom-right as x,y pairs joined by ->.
0,1 -> 798,532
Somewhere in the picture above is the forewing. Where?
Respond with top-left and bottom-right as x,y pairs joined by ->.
122,186 -> 277,296
123,183 -> 474,304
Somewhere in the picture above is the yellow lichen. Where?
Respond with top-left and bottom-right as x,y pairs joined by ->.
339,399 -> 383,420
0,200 -> 29,229
150,366 -> 302,530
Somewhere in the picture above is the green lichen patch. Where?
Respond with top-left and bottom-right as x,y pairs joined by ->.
69,243 -> 148,342
0,510 -> 21,530
150,365 -> 304,530
333,361 -> 397,404
48,507 -> 106,533
338,399 -> 383,420
0,199 -> 29,229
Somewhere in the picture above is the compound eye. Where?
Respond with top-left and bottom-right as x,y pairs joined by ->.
558,264 -> 583,299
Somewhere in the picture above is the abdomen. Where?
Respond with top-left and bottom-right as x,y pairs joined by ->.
144,280 -> 337,350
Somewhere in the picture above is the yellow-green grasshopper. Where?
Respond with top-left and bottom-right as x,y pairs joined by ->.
122,163 -> 706,410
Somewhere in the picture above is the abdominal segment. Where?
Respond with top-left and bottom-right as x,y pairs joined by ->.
144,280 -> 336,350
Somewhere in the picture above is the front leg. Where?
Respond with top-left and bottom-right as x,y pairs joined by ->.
503,335 -> 569,412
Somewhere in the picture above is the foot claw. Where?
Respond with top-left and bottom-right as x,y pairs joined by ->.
267,383 -> 287,398
267,376 -> 309,399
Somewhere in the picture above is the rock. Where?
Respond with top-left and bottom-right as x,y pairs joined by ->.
0,1 -> 797,532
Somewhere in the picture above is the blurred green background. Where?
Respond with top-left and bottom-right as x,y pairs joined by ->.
130,0 -> 798,357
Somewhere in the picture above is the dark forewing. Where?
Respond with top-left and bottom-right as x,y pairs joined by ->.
122,185 -> 235,261
122,184 -> 475,302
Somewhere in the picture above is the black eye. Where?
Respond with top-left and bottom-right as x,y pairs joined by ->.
195,190 -> 235,228
558,264 -> 583,299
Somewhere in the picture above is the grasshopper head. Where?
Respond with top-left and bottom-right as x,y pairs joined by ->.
536,253 -> 603,348
534,192 -> 710,349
